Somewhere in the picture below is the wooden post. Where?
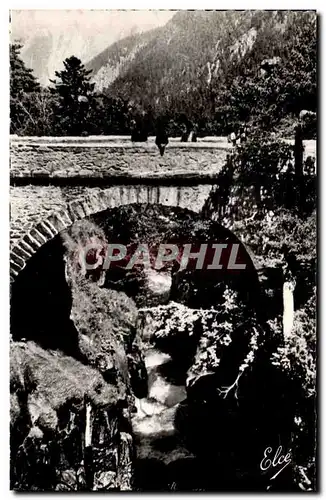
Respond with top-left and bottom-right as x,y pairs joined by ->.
282,255 -> 296,341
282,280 -> 295,340
84,397 -> 94,490
294,123 -> 304,210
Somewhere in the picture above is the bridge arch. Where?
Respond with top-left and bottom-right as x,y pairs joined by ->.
10,184 -> 213,281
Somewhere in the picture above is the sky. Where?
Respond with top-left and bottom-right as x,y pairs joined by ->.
10,10 -> 175,45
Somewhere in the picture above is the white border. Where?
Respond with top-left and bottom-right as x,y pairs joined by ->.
4,1 -> 324,9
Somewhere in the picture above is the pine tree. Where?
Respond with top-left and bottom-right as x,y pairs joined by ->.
10,43 -> 40,97
50,56 -> 95,135
10,43 -> 40,134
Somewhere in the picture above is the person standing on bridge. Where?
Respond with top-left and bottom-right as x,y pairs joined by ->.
155,117 -> 169,156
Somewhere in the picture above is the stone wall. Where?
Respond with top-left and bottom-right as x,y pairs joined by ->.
10,184 -> 213,280
10,142 -> 229,180
10,138 -> 231,282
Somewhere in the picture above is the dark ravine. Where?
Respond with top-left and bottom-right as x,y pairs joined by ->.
10,203 -> 299,491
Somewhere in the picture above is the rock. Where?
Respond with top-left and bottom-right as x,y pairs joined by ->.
56,469 -> 78,491
117,432 -> 133,491
93,471 -> 117,490
299,110 -> 316,120
27,426 -> 44,440
144,269 -> 172,305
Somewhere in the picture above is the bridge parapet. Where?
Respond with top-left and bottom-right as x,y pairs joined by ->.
10,136 -> 230,182
10,137 -> 231,281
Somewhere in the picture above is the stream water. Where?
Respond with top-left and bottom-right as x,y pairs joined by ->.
132,342 -> 197,490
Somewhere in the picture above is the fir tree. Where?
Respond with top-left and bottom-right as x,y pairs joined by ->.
50,56 -> 95,135
10,43 -> 40,134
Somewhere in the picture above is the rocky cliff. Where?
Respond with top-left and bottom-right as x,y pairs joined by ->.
10,219 -> 148,491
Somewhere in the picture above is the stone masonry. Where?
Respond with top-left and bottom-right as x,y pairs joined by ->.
10,138 -> 230,282
10,137 -> 316,283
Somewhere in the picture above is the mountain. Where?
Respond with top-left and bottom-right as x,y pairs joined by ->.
85,28 -> 159,92
87,10 -> 316,123
88,11 -> 255,86
14,27 -> 112,86
10,10 -> 316,136
10,10 -> 174,86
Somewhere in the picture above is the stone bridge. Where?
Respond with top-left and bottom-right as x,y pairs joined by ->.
10,136 -> 232,281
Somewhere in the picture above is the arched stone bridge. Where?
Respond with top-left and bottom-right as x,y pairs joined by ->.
10,137 -> 232,281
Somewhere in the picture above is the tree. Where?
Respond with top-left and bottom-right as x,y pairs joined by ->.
88,93 -> 131,135
214,11 -> 317,134
10,43 -> 40,134
10,43 -> 40,98
21,89 -> 59,136
50,56 -> 95,136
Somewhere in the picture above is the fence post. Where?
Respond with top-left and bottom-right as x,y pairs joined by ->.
282,258 -> 296,341
294,123 -> 304,210
84,397 -> 94,490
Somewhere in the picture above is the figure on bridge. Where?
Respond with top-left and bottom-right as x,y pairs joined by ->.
155,117 -> 169,156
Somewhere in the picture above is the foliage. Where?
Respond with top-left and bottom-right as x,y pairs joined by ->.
269,290 -> 316,491
13,89 -> 59,136
216,12 -> 316,134
213,134 -> 316,217
102,10 -> 316,137
202,128 -> 316,489
49,56 -> 96,135
139,285 -> 262,397
233,136 -> 294,205
271,290 -> 316,399
10,11 -> 316,137
219,136 -> 317,288
88,94 -> 131,135
232,209 -> 316,274
10,48 -> 133,136
10,43 -> 40,98
10,43 -> 40,134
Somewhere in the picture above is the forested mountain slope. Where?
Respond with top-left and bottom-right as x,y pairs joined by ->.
87,10 -> 316,133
